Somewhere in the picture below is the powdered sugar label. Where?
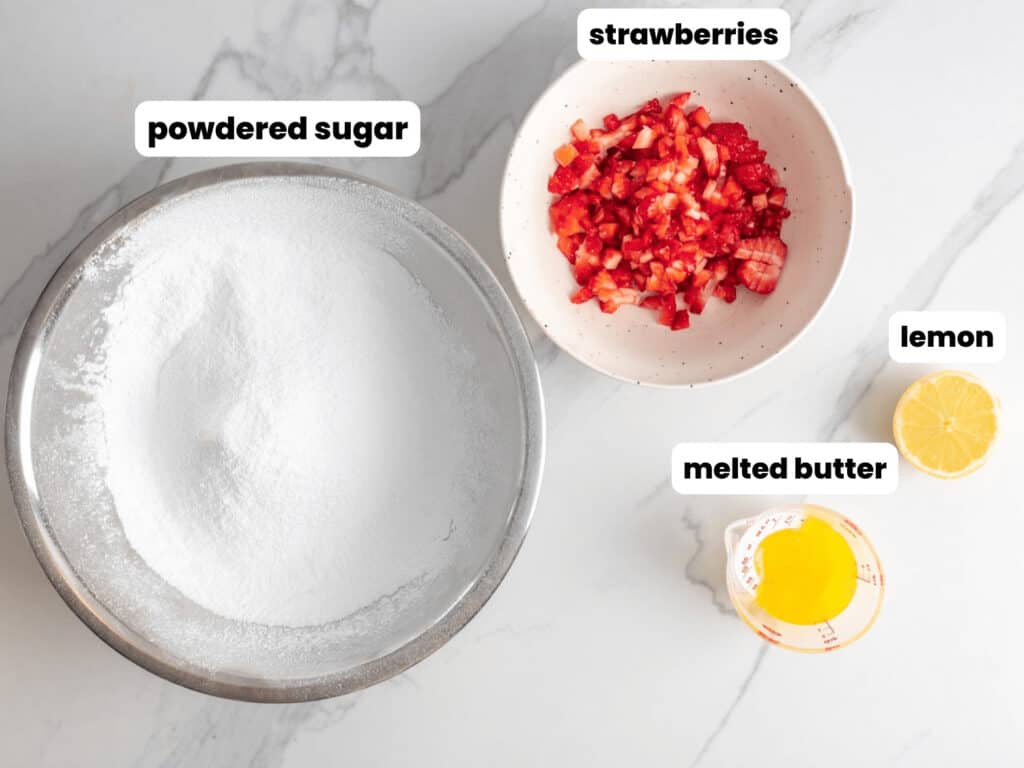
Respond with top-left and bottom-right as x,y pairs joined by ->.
135,101 -> 421,157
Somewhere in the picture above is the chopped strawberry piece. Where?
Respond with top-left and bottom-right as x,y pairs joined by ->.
736,260 -> 782,294
734,236 -> 788,266
633,125 -> 656,149
733,163 -> 774,193
591,269 -> 640,313
637,98 -> 662,115
570,119 -> 589,142
554,143 -> 579,167
752,193 -> 768,211
670,309 -> 691,331
669,92 -> 691,109
603,113 -> 621,130
696,136 -> 720,177
597,221 -> 619,241
656,294 -> 677,326
588,118 -> 639,152
664,104 -> 687,133
768,187 -> 787,207
557,234 -> 582,261
548,165 -> 579,195
602,248 -> 623,270
570,286 -> 593,303
705,122 -> 747,143
690,106 -> 712,130
549,192 -> 589,236
578,164 -> 599,189
714,282 -> 737,303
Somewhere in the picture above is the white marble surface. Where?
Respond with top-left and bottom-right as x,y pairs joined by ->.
1,0 -> 1021,765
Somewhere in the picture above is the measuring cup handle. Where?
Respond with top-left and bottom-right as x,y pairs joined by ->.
723,517 -> 754,558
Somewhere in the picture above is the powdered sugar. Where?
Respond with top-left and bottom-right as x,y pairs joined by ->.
75,178 -> 495,627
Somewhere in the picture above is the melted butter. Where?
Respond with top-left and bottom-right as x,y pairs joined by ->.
754,516 -> 857,625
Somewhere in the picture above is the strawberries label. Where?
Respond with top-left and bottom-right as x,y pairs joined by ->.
889,311 -> 1006,363
671,443 -> 899,495
578,9 -> 791,61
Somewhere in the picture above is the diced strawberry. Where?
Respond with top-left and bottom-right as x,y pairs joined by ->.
734,236 -> 788,266
633,125 -> 656,149
664,104 -> 687,133
549,192 -> 589,236
591,269 -> 640,313
570,286 -> 593,304
588,117 -> 639,153
597,221 -> 619,241
690,106 -> 712,130
683,271 -> 713,314
719,176 -> 743,204
570,119 -> 589,142
645,262 -> 672,294
729,139 -> 766,164
670,309 -> 691,331
714,282 -> 737,303
637,98 -> 662,115
548,165 -> 579,195
768,187 -> 787,207
578,164 -> 599,189
705,122 -> 748,144
733,163 -> 774,193
669,92 -> 691,109
603,113 -> 621,130
736,260 -> 782,294
696,136 -> 720,177
752,193 -> 768,211
573,235 -> 603,285
602,249 -> 623,270
557,234 -> 582,261
656,294 -> 677,326
554,143 -> 579,167
683,258 -> 729,313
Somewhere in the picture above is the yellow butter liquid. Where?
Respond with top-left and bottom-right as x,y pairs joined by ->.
754,516 -> 858,625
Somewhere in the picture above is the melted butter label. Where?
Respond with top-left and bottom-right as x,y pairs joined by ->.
671,442 -> 899,495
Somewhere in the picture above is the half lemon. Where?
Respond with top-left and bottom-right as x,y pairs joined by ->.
893,370 -> 999,479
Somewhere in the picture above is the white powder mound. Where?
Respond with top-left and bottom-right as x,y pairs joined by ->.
85,180 -> 487,627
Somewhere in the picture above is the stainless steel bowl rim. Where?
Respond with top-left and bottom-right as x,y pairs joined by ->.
5,162 -> 546,702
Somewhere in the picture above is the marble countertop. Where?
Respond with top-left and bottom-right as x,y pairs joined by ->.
1,0 -> 1021,765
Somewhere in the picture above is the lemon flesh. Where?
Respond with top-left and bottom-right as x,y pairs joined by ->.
893,371 -> 998,479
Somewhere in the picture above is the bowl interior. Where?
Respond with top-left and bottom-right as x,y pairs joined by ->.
12,168 -> 540,698
501,60 -> 852,386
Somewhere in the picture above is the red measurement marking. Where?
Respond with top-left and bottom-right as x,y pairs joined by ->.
840,519 -> 862,538
760,623 -> 782,637
757,631 -> 780,645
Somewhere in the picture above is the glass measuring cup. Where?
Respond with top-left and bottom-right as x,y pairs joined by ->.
724,504 -> 884,652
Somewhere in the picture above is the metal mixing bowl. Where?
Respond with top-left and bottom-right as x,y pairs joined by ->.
5,163 -> 545,702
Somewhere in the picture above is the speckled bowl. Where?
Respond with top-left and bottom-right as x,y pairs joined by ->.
500,60 -> 853,387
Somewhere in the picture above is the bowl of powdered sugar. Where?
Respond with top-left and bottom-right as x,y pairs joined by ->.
6,163 -> 544,701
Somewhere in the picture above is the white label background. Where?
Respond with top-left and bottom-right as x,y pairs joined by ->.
889,310 -> 1006,363
135,100 -> 421,158
671,442 -> 899,495
578,8 -> 791,61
